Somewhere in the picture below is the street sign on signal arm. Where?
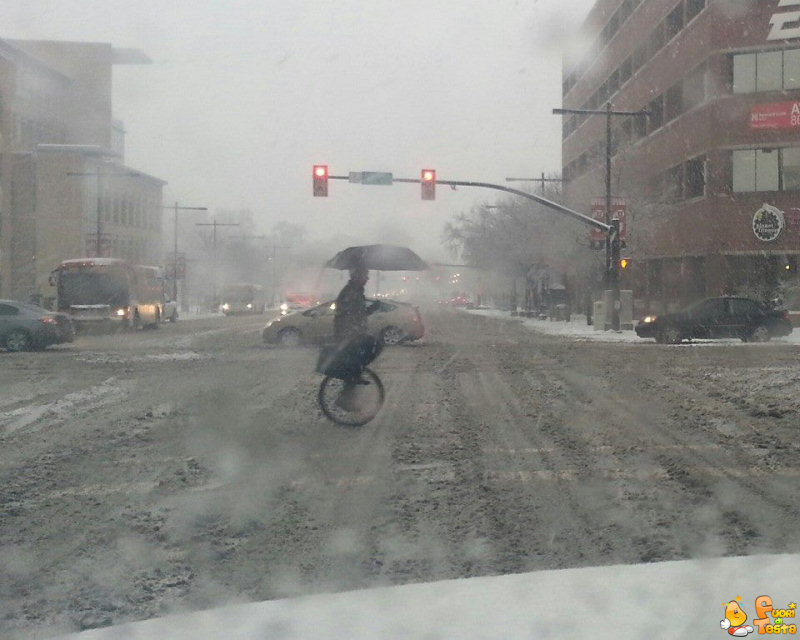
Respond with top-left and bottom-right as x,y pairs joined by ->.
349,171 -> 393,185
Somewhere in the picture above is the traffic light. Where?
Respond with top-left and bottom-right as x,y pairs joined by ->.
421,169 -> 436,200
313,164 -> 328,197
619,257 -> 630,270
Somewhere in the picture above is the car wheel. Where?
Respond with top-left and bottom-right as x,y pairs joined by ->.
6,330 -> 31,352
278,327 -> 302,347
749,325 -> 771,343
659,327 -> 682,344
380,325 -> 406,346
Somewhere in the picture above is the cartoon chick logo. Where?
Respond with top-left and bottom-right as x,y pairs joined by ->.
721,596 -> 755,637
721,596 -> 797,635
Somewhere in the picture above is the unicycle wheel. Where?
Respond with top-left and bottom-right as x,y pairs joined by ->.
318,367 -> 385,426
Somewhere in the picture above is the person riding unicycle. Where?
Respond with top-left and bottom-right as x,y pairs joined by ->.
330,264 -> 383,411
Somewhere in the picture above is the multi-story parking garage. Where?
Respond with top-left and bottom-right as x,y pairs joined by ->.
561,0 -> 800,313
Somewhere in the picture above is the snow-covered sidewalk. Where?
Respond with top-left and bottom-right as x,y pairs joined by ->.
467,308 -> 800,345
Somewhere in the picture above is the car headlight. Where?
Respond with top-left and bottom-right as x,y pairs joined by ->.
642,315 -> 657,324
246,303 -> 253,309
116,308 -> 127,317
280,303 -> 288,311
221,303 -> 230,311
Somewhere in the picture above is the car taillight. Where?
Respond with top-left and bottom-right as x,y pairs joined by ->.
41,316 -> 58,325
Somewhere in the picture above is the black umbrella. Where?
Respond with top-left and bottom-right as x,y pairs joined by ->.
325,244 -> 428,271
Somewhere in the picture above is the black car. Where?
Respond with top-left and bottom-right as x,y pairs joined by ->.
0,299 -> 75,352
635,296 -> 793,344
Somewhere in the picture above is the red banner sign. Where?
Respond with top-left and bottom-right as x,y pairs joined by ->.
590,198 -> 626,248
750,101 -> 800,130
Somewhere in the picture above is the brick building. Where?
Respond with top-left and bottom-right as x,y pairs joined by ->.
561,0 -> 800,312
0,38 -> 165,302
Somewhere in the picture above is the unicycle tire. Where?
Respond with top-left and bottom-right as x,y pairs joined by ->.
318,367 -> 385,426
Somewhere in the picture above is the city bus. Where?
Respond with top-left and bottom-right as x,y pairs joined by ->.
50,258 -> 162,331
136,265 -> 178,323
219,282 -> 266,315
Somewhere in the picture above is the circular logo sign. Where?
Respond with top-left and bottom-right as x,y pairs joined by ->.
752,204 -> 785,242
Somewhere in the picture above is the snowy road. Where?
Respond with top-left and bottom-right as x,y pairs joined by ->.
2,307 -> 800,638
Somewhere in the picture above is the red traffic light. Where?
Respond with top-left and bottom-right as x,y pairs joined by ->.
313,164 -> 328,197
421,168 -> 436,200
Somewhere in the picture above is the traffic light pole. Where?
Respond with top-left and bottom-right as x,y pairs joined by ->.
553,103 -> 649,330
327,174 -> 610,233
324,172 -> 616,327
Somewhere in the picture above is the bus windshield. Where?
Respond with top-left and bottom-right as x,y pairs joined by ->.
59,269 -> 130,307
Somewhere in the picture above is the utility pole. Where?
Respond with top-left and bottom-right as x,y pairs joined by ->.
165,202 -> 207,303
195,220 -> 239,309
67,165 -> 140,258
505,173 -> 566,195
552,103 -> 649,330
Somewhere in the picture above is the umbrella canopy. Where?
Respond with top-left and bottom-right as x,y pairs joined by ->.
325,244 -> 428,271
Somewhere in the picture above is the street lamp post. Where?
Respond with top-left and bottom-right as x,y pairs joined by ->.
165,202 -> 207,303
552,103 -> 649,330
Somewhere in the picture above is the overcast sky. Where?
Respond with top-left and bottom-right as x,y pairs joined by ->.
2,0 -> 595,261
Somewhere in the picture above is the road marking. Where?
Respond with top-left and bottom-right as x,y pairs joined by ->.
481,443 -> 724,455
0,377 -> 130,435
483,466 -> 800,483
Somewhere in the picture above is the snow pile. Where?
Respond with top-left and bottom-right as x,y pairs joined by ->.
54,554 -> 800,640
76,351 -> 208,364
468,309 -> 800,345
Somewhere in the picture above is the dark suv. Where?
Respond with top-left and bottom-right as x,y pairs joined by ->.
635,296 -> 793,344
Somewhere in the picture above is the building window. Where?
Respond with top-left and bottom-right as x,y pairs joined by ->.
648,96 -> 664,132
732,149 -> 781,192
649,22 -> 667,58
757,50 -> 783,92
686,0 -> 705,23
666,5 -> 684,40
683,64 -> 706,111
665,164 -> 684,200
785,49 -> 800,89
664,83 -> 683,122
781,148 -> 800,191
733,49 -> 800,94
686,156 -> 706,198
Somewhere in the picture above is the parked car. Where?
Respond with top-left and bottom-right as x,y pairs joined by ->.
0,299 -> 75,352
634,296 -> 792,344
263,298 -> 424,347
